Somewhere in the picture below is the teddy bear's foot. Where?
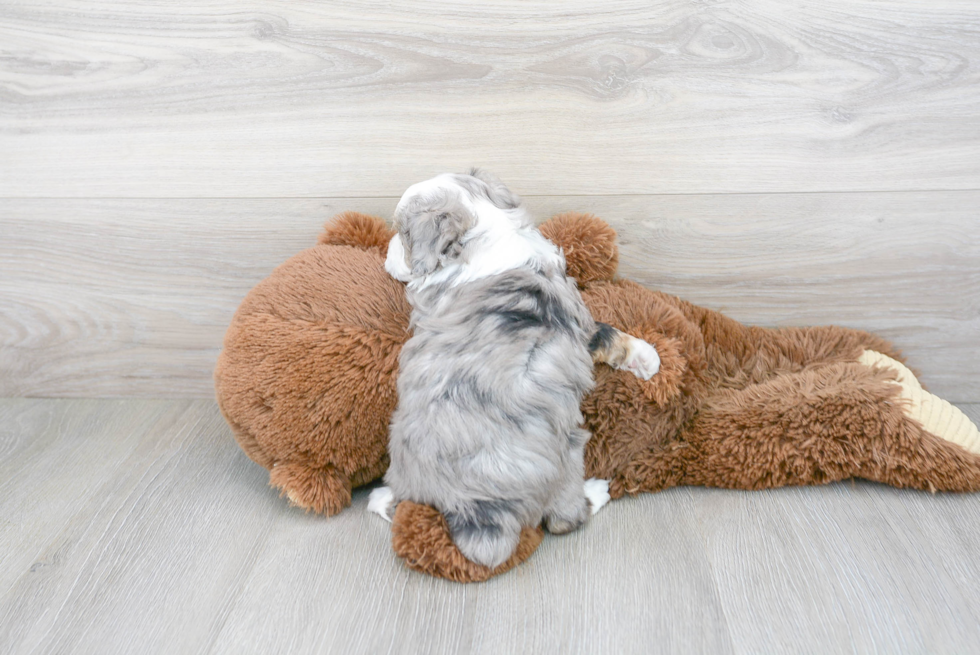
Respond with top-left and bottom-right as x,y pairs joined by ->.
391,501 -> 543,583
269,462 -> 352,516
860,350 -> 980,455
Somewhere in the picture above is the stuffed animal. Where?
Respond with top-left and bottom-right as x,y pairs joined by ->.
215,211 -> 980,582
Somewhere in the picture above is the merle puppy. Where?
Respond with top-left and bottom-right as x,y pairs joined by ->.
370,170 -> 659,568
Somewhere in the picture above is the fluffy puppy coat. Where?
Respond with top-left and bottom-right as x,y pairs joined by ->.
382,170 -> 599,568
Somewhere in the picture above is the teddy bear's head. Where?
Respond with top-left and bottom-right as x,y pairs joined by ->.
215,212 -> 408,515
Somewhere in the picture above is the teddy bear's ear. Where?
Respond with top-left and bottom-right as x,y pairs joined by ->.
539,212 -> 619,285
319,211 -> 396,255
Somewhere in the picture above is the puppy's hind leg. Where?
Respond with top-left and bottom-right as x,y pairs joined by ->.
445,500 -> 523,569
543,428 -> 591,534
544,479 -> 590,534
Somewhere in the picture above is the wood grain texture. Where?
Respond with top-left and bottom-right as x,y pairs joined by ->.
0,399 -> 282,655
2,192 -> 977,400
0,399 -> 184,596
0,198 -> 388,398
1,400 -> 979,654
2,0 -> 980,197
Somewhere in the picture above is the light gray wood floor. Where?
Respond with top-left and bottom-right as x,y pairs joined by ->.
2,398 -> 980,655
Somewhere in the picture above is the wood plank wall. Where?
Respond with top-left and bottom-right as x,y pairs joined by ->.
1,1 -> 978,400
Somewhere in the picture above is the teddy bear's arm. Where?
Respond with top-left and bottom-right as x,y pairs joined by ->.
669,358 -> 980,494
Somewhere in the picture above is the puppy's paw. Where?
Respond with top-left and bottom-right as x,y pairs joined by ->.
544,503 -> 589,535
543,489 -> 590,534
367,486 -> 395,522
584,478 -> 611,515
617,337 -> 660,380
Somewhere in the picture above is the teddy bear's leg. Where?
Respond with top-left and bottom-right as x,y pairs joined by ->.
391,501 -> 544,583
650,360 -> 980,493
741,324 -> 905,372
858,350 -> 980,458
688,302 -> 906,380
268,462 -> 353,516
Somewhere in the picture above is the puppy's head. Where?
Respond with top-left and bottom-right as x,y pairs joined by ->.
385,169 -> 524,283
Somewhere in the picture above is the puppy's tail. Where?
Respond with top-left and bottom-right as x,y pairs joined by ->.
445,501 -> 524,570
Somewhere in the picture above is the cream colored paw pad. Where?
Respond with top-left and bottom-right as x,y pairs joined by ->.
859,350 -> 980,455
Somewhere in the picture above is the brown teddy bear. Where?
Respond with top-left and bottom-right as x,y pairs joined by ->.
215,211 -> 980,582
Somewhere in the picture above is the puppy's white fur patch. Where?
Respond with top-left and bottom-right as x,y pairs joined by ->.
389,174 -> 564,290
584,478 -> 611,515
618,337 -> 660,380
367,486 -> 394,522
444,197 -> 562,288
384,233 -> 412,282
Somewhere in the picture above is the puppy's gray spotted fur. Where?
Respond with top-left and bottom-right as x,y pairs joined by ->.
384,171 -> 598,569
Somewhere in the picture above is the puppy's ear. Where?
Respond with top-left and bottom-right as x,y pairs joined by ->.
468,168 -> 521,209
402,198 -> 474,277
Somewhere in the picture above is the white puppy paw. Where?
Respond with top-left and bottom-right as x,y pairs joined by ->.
584,478 -> 611,516
367,486 -> 395,522
617,337 -> 660,380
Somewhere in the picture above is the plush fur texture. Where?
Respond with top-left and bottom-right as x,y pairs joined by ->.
216,224 -> 404,515
320,210 -> 395,254
540,212 -> 620,285
391,500 -> 544,583
215,210 -> 980,582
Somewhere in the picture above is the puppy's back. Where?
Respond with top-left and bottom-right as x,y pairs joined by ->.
385,266 -> 595,564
